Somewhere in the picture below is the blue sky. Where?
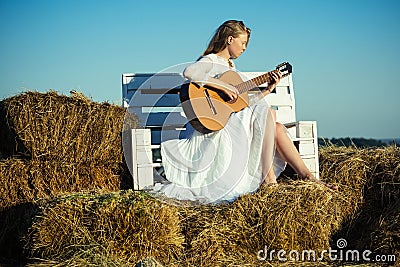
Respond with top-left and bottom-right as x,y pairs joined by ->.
1,0 -> 399,139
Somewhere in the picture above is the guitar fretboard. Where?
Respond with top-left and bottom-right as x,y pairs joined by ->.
235,72 -> 272,94
235,71 -> 290,94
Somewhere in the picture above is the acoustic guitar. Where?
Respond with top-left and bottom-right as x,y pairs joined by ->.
180,62 -> 293,134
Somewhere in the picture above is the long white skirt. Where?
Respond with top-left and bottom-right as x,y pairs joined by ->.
152,97 -> 286,204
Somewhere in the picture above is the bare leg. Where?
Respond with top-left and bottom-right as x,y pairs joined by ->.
261,110 -> 277,184
275,123 -> 310,177
264,165 -> 276,185
275,122 -> 338,191
260,108 -> 337,190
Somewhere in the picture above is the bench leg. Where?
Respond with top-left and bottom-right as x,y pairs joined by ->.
122,129 -> 154,190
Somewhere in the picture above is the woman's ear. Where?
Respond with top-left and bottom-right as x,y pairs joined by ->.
227,36 -> 234,45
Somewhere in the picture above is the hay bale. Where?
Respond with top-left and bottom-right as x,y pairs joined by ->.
0,91 -> 138,163
319,145 -> 400,259
0,158 -> 125,210
319,145 -> 400,206
319,145 -> 368,204
0,202 -> 39,261
179,145 -> 400,265
25,191 -> 184,266
363,146 -> 400,206
4,145 -> 398,266
180,181 -> 351,266
369,200 -> 400,265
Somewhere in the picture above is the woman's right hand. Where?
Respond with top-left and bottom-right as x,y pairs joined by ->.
219,84 -> 239,101
206,77 -> 239,101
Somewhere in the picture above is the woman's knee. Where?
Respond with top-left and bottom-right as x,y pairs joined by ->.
275,122 -> 286,136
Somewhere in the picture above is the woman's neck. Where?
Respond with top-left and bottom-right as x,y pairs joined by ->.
215,50 -> 234,68
216,49 -> 231,60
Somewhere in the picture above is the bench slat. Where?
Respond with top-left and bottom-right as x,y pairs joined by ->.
128,107 -> 188,127
150,128 -> 192,144
126,91 -> 182,107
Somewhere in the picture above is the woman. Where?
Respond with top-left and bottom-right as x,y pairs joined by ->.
153,20 -> 337,204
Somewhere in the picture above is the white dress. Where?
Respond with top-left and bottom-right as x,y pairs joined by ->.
152,54 -> 286,204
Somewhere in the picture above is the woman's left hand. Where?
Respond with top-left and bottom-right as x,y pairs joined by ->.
266,70 -> 282,91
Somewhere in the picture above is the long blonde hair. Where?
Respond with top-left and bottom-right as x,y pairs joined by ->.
202,20 -> 251,56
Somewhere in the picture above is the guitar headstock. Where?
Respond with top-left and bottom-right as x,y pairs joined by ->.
275,62 -> 292,78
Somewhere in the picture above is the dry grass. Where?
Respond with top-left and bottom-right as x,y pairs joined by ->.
0,91 -> 138,164
319,145 -> 400,257
24,184 -> 346,266
179,181 -> 346,266
0,91 -> 398,266
369,199 -> 400,262
319,145 -> 400,204
24,157 -> 400,266
0,158 -> 126,211
25,190 -> 184,266
1,145 -> 398,266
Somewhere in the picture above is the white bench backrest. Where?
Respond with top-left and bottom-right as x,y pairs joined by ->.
122,72 -> 296,144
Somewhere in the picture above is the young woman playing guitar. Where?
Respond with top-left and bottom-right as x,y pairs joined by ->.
153,20 -> 337,204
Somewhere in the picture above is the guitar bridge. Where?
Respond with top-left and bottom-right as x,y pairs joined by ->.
204,89 -> 217,115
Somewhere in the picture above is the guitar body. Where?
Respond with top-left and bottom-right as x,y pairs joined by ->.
180,70 -> 249,134
180,62 -> 292,134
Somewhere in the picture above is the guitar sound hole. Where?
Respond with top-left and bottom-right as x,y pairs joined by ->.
216,91 -> 236,103
204,85 -> 238,104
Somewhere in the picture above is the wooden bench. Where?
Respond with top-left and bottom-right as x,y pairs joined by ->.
122,71 -> 319,190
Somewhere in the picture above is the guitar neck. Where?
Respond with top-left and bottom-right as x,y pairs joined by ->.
235,72 -> 273,94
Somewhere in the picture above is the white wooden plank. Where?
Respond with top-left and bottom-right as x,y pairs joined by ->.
265,94 -> 295,107
127,107 -> 188,127
134,128 -> 151,146
276,106 -> 296,124
126,73 -> 186,90
297,122 -> 315,138
122,73 -> 135,85
142,107 -> 183,113
298,142 -> 316,156
137,165 -> 154,189
126,90 -> 181,107
136,147 -> 152,164
126,129 -> 139,189
121,129 -> 155,190
285,121 -> 317,139
151,128 -> 192,144
275,86 -> 291,94
303,157 -> 317,173
147,74 -> 186,89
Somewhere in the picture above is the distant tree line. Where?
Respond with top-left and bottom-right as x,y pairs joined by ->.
318,137 -> 399,148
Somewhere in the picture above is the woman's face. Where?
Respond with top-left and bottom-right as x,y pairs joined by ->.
228,33 -> 248,59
